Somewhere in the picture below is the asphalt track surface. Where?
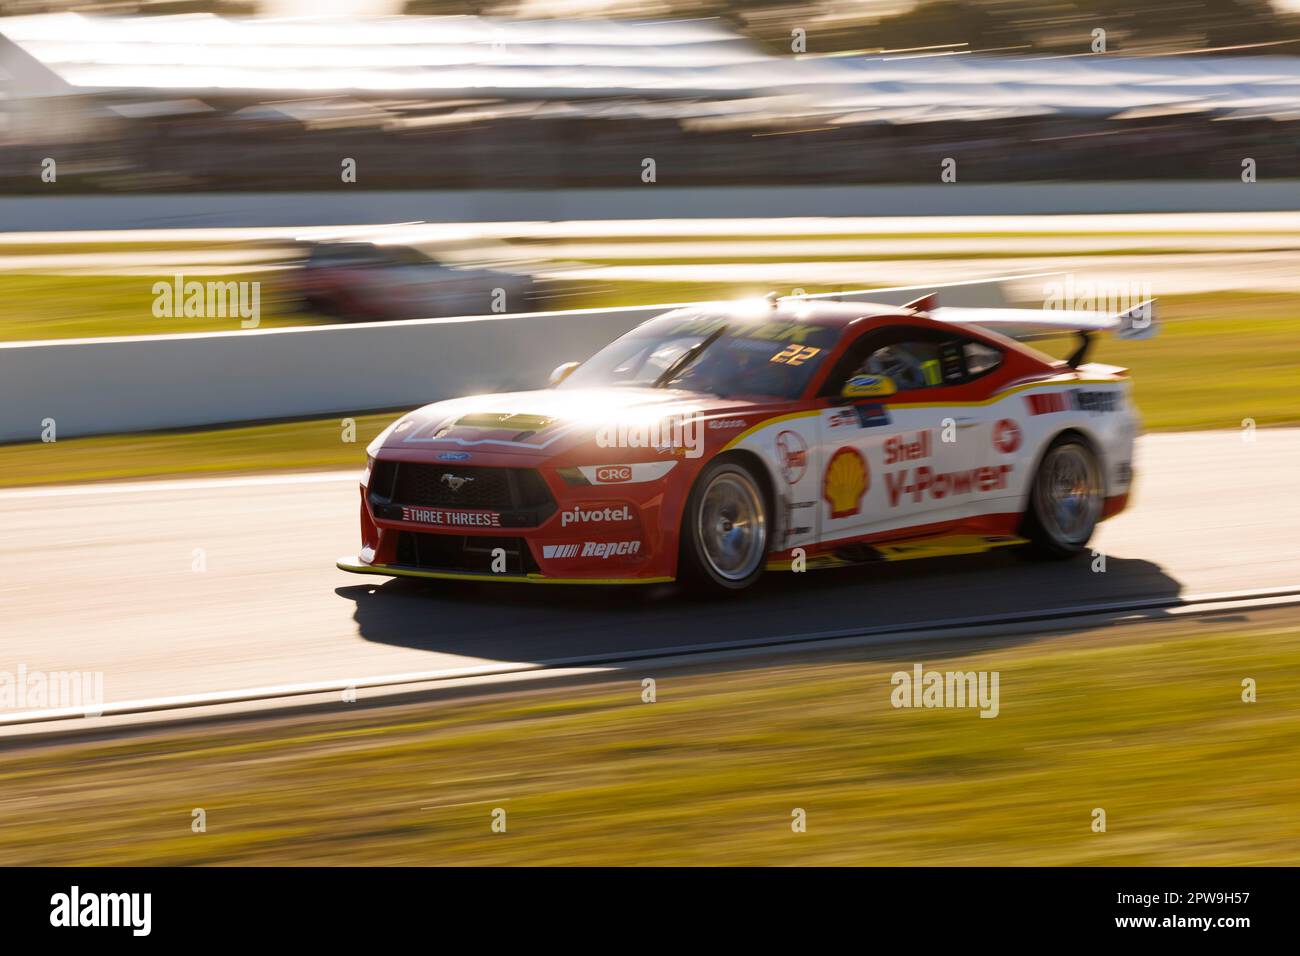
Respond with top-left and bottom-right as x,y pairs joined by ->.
2,429 -> 1297,717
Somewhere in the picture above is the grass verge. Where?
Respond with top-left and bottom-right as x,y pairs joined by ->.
1,617 -> 1295,865
0,274 -> 328,341
0,413 -> 394,487
1043,291 -> 1300,431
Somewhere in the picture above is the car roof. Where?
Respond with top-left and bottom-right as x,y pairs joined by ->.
661,298 -> 917,331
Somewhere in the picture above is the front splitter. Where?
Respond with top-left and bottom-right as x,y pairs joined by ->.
336,556 -> 673,586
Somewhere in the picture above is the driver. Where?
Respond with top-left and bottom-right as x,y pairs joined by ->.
864,344 -> 927,390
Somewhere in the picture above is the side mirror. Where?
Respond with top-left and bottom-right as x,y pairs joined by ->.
549,361 -> 580,386
841,373 -> 896,399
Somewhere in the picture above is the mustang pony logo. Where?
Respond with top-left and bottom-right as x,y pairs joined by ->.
440,473 -> 475,492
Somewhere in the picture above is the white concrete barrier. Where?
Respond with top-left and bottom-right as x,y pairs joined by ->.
0,278 -> 1022,442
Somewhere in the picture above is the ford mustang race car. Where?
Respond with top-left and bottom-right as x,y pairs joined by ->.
338,291 -> 1155,591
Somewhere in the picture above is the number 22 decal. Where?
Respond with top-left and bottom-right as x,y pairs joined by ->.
771,345 -> 822,366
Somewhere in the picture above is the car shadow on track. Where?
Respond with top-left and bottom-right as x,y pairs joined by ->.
335,551 -> 1185,665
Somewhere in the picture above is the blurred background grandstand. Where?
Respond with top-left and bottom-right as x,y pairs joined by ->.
1,0 -> 1297,192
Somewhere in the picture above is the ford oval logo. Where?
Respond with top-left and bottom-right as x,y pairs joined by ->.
437,451 -> 471,461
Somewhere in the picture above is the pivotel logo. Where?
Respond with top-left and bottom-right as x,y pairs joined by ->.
543,541 -> 641,559
560,504 -> 633,527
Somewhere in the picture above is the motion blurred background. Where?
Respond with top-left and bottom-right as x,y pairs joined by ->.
0,0 -> 1297,340
2,0 -> 1298,191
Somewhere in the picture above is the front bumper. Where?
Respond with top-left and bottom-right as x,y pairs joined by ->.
350,455 -> 692,584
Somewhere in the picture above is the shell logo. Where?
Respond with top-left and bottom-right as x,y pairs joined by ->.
823,446 -> 869,518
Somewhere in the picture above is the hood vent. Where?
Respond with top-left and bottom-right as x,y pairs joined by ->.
452,412 -> 557,442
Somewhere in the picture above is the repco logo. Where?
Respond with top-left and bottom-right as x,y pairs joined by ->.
561,504 -> 633,527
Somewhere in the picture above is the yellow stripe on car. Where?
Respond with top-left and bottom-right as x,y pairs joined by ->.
721,409 -> 820,451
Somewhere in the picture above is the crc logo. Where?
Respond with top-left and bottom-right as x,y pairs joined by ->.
595,465 -> 632,483
993,419 -> 1022,454
775,429 -> 808,484
440,473 -> 474,492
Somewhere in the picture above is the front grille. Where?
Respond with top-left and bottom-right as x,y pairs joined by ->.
368,460 -> 556,527
394,464 -> 509,510
395,532 -> 538,575
392,463 -> 550,510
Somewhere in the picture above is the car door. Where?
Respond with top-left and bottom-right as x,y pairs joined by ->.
816,324 -> 1008,543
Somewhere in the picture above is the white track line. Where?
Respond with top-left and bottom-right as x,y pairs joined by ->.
4,585 -> 1298,729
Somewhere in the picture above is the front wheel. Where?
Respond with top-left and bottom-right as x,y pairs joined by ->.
1022,436 -> 1104,559
679,459 -> 769,592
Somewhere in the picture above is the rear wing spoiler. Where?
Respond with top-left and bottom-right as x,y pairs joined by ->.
907,294 -> 1157,368
928,302 -> 1156,342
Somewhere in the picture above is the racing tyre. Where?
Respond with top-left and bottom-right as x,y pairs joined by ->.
680,458 -> 769,592
1022,435 -> 1103,559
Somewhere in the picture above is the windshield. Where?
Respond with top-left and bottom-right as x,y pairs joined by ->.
559,311 -> 841,399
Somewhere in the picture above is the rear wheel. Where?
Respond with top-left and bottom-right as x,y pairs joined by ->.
1022,436 -> 1103,558
679,459 -> 769,592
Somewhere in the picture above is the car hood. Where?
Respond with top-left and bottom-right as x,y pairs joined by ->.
369,386 -> 780,460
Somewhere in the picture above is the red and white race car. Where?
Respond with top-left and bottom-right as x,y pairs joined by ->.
338,292 -> 1154,591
